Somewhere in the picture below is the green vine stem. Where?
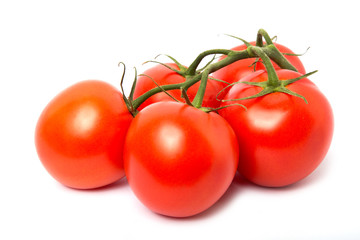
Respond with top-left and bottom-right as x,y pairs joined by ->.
257,29 -> 299,72
256,29 -> 273,46
186,49 -> 232,76
192,68 -> 210,108
131,49 -> 252,110
127,29 -> 308,114
263,45 -> 298,72
250,46 -> 280,87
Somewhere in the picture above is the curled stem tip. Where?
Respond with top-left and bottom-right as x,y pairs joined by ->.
118,62 -> 126,92
224,34 -> 252,47
142,60 -> 183,75
282,47 -> 310,57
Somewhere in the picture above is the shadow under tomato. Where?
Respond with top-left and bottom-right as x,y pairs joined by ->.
239,153 -> 332,194
197,173 -> 250,217
279,155 -> 332,192
166,154 -> 333,221
60,177 -> 130,193
91,177 -> 129,192
167,173 -> 249,221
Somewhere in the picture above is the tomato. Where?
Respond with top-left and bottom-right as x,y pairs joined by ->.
133,63 -> 224,110
35,80 -> 133,189
124,102 -> 239,217
219,70 -> 333,187
212,42 -> 306,85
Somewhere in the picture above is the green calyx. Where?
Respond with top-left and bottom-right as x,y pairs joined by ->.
232,45 -> 316,104
239,70 -> 317,104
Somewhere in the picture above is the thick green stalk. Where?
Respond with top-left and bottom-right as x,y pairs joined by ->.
257,29 -> 298,72
257,29 -> 273,45
186,49 -> 232,76
249,46 -> 280,87
192,50 -> 252,108
263,45 -> 298,72
131,82 -> 186,110
192,68 -> 210,108
130,29 -> 303,112
131,49 -> 251,110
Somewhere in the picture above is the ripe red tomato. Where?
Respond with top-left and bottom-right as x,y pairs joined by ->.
219,70 -> 334,187
124,102 -> 239,217
212,42 -> 306,85
133,63 -> 224,110
35,80 -> 133,189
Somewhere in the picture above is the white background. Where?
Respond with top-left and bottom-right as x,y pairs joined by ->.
1,0 -> 359,239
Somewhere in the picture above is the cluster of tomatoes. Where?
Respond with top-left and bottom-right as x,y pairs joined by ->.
35,30 -> 334,218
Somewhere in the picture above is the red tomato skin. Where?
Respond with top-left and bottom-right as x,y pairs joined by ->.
134,63 -> 224,110
124,102 -> 239,217
219,70 -> 334,187
212,42 -> 306,85
35,80 -> 133,189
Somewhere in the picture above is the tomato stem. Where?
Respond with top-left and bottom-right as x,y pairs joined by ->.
131,50 -> 251,110
263,45 -> 298,72
129,29 -> 308,112
186,49 -> 232,76
256,29 -> 299,72
192,69 -> 210,108
257,29 -> 273,46
191,49 -> 256,108
250,46 -> 280,87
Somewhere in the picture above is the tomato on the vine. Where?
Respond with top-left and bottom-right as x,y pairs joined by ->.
133,63 -> 224,110
35,80 -> 133,189
124,102 -> 239,217
219,69 -> 333,187
212,42 -> 306,85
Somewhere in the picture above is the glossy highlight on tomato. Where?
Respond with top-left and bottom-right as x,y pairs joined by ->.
212,42 -> 306,85
124,102 -> 239,217
35,80 -> 133,189
219,70 -> 334,187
